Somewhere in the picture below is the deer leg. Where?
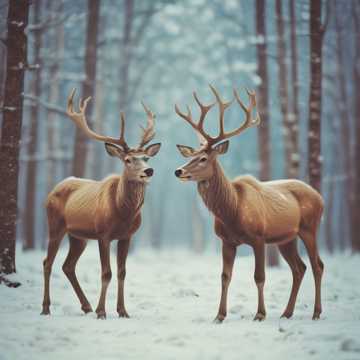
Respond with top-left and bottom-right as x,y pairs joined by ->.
95,240 -> 112,319
117,238 -> 130,318
253,242 -> 266,321
41,224 -> 66,315
278,240 -> 306,318
299,229 -> 324,320
214,243 -> 236,323
62,236 -> 92,314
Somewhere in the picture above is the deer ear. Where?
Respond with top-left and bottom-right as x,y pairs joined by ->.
213,140 -> 229,155
104,143 -> 126,158
144,143 -> 161,157
176,144 -> 196,158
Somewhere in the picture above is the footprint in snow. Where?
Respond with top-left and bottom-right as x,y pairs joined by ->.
340,339 -> 360,352
172,289 -> 199,298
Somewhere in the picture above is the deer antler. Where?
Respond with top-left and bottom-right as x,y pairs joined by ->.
67,88 -> 130,151
175,91 -> 216,146
138,101 -> 156,149
175,85 -> 260,148
230,88 -> 261,137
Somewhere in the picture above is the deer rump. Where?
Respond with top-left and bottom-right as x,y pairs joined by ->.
232,175 -> 323,244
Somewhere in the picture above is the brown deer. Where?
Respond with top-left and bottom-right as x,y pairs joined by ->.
41,89 -> 161,319
174,86 -> 324,322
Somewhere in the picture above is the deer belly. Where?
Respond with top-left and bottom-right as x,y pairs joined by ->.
263,204 -> 300,243
64,199 -> 98,239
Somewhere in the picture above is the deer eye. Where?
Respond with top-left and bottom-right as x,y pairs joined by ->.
200,157 -> 207,162
125,158 -> 131,164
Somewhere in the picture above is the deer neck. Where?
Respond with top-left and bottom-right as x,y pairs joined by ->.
197,160 -> 237,223
116,171 -> 146,217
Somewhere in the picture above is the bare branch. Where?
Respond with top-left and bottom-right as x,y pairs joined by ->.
23,93 -> 68,116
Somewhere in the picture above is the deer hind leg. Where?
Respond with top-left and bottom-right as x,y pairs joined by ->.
214,243 -> 236,323
41,216 -> 66,315
62,236 -> 92,314
95,240 -> 112,319
299,228 -> 324,320
278,239 -> 306,318
253,242 -> 266,321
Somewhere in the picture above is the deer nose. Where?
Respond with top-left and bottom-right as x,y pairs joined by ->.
175,169 -> 182,177
144,168 -> 154,177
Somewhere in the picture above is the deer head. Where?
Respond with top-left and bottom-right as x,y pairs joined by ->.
174,85 -> 260,182
67,89 -> 161,183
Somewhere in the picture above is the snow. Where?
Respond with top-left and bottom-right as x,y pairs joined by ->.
0,245 -> 359,360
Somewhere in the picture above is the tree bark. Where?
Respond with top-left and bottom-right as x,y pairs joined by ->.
351,1 -> 360,252
308,0 -> 324,193
23,0 -> 42,250
46,1 -> 65,188
334,4 -> 353,250
288,0 -> 300,178
0,0 -> 30,274
119,0 -> 134,114
275,0 -> 292,178
72,0 -> 100,177
255,0 -> 271,182
256,0 -> 279,266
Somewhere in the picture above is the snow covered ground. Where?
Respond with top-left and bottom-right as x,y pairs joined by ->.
0,244 -> 359,360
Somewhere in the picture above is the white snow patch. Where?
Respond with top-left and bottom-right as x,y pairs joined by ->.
0,245 -> 359,360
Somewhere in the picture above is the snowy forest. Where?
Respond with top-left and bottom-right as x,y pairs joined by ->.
0,1 -> 359,360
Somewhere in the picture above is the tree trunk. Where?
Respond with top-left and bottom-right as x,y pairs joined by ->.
255,0 -> 271,182
308,0 -> 324,193
275,0 -> 292,178
72,0 -> 100,177
351,1 -> 360,252
23,0 -> 42,250
47,2 -> 64,194
256,0 -> 279,266
334,5 -> 353,249
288,0 -> 300,178
0,0 -> 30,274
325,176 -> 335,253
119,0 -> 134,113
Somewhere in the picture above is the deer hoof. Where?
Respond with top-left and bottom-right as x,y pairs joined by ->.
312,313 -> 320,320
96,311 -> 106,320
280,311 -> 293,319
81,305 -> 93,314
40,306 -> 50,315
253,312 -> 266,321
118,310 -> 130,318
213,314 -> 225,324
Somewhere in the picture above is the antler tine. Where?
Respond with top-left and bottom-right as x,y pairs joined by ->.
223,88 -> 261,138
192,91 -> 216,145
175,103 -> 193,125
66,88 -> 130,149
138,101 -> 156,148
119,112 -> 126,140
209,84 -> 234,137
67,88 -> 76,113
175,101 -> 212,146
192,91 -> 215,128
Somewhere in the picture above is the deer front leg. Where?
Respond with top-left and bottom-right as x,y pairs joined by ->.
253,242 -> 266,321
214,243 -> 236,323
117,238 -> 130,318
95,240 -> 112,319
